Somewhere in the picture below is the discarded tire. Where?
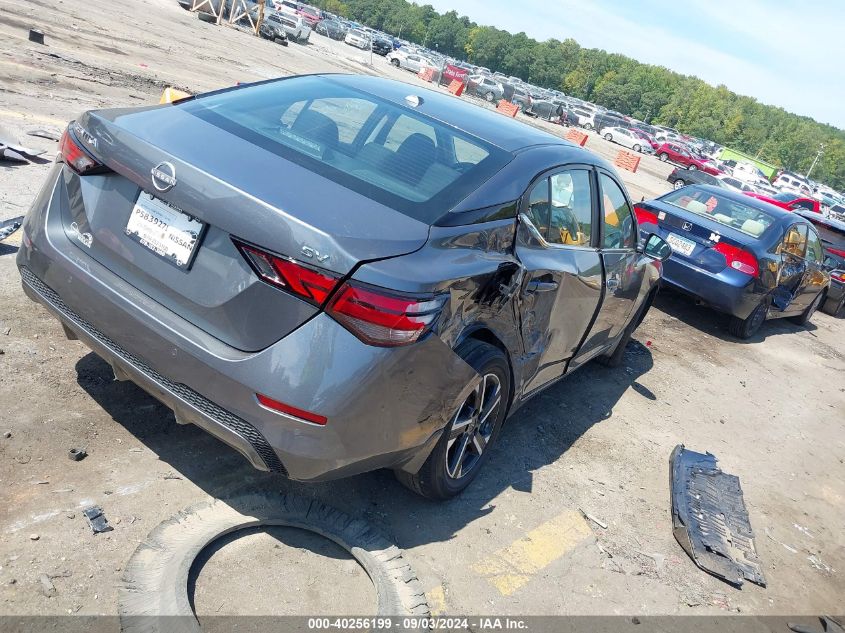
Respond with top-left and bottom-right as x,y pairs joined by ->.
197,11 -> 217,23
119,494 -> 429,632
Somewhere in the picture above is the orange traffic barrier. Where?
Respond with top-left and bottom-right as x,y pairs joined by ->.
614,149 -> 641,173
496,100 -> 519,117
160,87 -> 192,104
447,80 -> 464,97
417,67 -> 435,82
564,128 -> 588,147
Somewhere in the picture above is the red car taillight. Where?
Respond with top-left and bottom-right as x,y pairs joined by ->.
831,271 -> 845,283
327,282 -> 445,347
714,242 -> 759,277
235,241 -> 339,306
634,205 -> 659,226
59,125 -> 106,175
234,240 -> 445,346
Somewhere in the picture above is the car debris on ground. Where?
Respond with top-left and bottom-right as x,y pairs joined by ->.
82,506 -> 113,534
670,444 -> 766,587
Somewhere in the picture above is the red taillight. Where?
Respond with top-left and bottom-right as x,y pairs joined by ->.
256,393 -> 327,426
59,126 -> 104,175
327,282 -> 445,347
831,271 -> 845,283
714,242 -> 758,277
235,241 -> 339,306
635,205 -> 659,227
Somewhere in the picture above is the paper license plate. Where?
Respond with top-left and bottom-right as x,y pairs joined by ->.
666,232 -> 696,257
125,193 -> 204,270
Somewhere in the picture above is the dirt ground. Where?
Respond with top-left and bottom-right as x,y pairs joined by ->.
1,0 -> 844,621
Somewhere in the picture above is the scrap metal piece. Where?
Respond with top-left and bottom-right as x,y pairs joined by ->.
670,444 -> 766,587
68,448 -> 87,461
0,216 -> 24,242
82,506 -> 113,534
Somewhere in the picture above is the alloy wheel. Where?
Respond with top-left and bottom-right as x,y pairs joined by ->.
445,373 -> 502,480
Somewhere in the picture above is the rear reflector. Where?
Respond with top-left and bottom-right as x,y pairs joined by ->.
234,240 -> 339,306
256,393 -> 327,426
634,205 -> 659,227
714,242 -> 759,277
327,282 -> 445,347
59,125 -> 106,175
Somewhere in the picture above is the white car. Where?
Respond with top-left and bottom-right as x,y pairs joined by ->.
386,49 -> 435,74
601,126 -> 648,152
774,173 -> 812,196
272,9 -> 311,43
344,29 -> 370,49
570,108 -> 595,129
718,175 -> 757,194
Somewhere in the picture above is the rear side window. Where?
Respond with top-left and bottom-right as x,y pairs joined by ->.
183,76 -> 510,223
806,228 -> 823,263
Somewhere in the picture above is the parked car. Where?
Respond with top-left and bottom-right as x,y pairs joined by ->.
571,107 -> 596,129
19,75 -> 669,499
601,126 -> 649,153
258,13 -> 290,45
315,18 -> 346,40
509,85 -> 532,111
296,4 -> 321,27
667,168 -> 728,190
629,128 -> 659,150
655,142 -> 721,175
719,176 -> 757,194
745,192 -> 821,213
344,28 -> 370,49
371,37 -> 392,56
268,9 -> 311,43
636,185 -> 830,338
792,209 -> 845,315
774,172 -> 812,196
466,75 -> 504,102
386,49 -> 434,73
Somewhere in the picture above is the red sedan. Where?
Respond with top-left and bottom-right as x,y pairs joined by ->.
655,142 -> 721,175
744,191 -> 821,213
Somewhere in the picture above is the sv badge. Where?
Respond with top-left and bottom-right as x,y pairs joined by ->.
301,245 -> 330,263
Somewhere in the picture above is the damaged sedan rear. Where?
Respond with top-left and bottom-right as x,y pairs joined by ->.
17,74 -> 666,499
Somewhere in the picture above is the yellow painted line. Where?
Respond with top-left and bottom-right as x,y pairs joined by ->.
472,509 -> 593,596
0,109 -> 67,127
425,585 -> 446,615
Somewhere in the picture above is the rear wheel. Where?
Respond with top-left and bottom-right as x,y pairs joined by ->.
659,152 -> 669,162
396,340 -> 510,500
791,290 -> 824,325
391,58 -> 400,67
729,302 -> 767,339
673,179 -> 686,189
484,91 -> 494,102
604,133 -> 613,141
633,143 -> 642,152
584,123 -> 594,130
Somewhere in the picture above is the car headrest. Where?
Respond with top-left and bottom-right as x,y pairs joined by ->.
685,200 -> 709,215
741,219 -> 765,236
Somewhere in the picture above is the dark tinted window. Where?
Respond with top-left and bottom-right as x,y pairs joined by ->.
183,76 -> 510,223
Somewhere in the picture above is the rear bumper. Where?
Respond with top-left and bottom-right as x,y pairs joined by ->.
661,257 -> 762,320
16,166 -> 478,481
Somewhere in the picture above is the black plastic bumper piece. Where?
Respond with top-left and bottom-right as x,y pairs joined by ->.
670,444 -> 766,588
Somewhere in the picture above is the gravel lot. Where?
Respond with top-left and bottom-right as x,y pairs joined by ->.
1,0 -> 844,621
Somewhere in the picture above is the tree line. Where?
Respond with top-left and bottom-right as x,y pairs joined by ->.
312,0 -> 845,190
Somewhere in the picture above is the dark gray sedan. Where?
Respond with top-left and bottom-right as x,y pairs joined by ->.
17,75 -> 667,499
636,185 -> 831,338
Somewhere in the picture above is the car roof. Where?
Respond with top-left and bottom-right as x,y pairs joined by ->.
326,74 -> 570,152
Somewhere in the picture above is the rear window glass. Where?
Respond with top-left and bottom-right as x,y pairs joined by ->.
182,76 -> 510,223
661,187 -> 778,238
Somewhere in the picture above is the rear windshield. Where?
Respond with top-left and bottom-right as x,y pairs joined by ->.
661,187 -> 778,237
182,76 -> 509,223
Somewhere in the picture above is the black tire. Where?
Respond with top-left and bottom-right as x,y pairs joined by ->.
584,123 -> 593,130
821,293 -> 844,316
197,11 -> 217,23
118,494 -> 429,631
633,143 -> 641,152
688,164 -> 698,171
391,58 -> 400,67
274,37 -> 288,46
604,133 -> 612,141
659,152 -> 669,162
396,340 -> 510,501
598,289 -> 656,368
484,91 -> 494,102
791,290 -> 825,325
673,179 -> 686,189
729,302 -> 767,339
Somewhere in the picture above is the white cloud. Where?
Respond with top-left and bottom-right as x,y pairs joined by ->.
424,0 -> 845,128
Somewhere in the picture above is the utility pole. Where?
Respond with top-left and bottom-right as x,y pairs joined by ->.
807,143 -> 825,179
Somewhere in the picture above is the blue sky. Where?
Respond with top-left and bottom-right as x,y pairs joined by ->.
424,0 -> 845,129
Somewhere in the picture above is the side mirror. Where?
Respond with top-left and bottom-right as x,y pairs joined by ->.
643,233 -> 672,262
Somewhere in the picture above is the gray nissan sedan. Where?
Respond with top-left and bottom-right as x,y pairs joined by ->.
17,74 -> 668,499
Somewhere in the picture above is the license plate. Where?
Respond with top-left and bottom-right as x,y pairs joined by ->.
125,193 -> 204,270
666,232 -> 696,257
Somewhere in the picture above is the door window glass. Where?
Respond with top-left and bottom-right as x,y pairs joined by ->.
599,174 -> 636,249
782,224 -> 808,257
549,170 -> 592,246
525,178 -> 550,235
806,228 -> 823,262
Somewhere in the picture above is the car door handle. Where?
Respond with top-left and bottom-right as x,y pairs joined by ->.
606,277 -> 620,291
526,280 -> 559,293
